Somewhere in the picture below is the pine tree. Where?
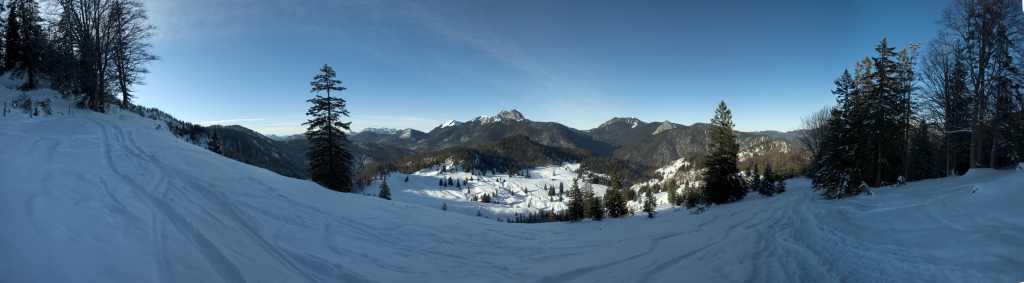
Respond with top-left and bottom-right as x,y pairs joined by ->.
666,185 -> 678,207
909,123 -> 935,181
604,172 -> 628,218
439,179 -> 443,186
749,164 -> 761,193
682,186 -> 704,209
378,179 -> 391,200
643,188 -> 657,218
813,70 -> 861,199
758,163 -> 776,197
303,64 -> 355,193
702,101 -> 744,205
208,130 -> 222,155
442,203 -> 447,211
4,0 -> 23,75
583,182 -> 603,221
4,0 -> 44,90
404,176 -> 409,182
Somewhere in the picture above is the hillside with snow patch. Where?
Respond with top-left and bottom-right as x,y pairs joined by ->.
3,89 -> 1024,282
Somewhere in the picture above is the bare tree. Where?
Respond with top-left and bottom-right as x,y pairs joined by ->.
939,0 -> 1024,168
49,0 -> 156,112
920,32 -> 973,175
797,107 -> 829,176
107,0 -> 157,108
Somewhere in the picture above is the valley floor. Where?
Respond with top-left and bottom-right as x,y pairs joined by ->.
2,91 -> 1022,282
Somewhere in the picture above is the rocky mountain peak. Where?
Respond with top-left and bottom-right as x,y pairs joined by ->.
598,117 -> 643,129
495,109 -> 525,122
439,120 -> 463,129
652,120 -> 677,135
361,127 -> 401,135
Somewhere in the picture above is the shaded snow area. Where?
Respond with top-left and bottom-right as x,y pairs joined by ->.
3,90 -> 1024,282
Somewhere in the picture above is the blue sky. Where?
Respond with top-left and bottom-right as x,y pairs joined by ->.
135,0 -> 952,136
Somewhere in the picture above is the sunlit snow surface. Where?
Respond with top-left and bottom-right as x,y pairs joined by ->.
2,89 -> 1023,282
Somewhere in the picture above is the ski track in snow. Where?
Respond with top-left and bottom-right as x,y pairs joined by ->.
2,92 -> 1023,282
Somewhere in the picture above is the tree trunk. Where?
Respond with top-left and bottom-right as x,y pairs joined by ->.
875,141 -> 883,187
990,133 -> 998,168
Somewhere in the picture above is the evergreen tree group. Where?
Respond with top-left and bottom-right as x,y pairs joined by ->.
813,39 -> 917,199
756,163 -> 786,197
805,0 -> 1024,199
208,130 -> 222,155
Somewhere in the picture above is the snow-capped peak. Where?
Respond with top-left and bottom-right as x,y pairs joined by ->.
361,127 -> 401,135
495,109 -> 525,122
468,110 -> 527,124
440,120 -> 463,129
598,117 -> 643,129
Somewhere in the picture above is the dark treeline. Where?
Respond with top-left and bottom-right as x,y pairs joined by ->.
809,0 -> 1024,199
1,0 -> 157,112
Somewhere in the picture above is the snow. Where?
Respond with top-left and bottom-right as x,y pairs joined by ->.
654,157 -> 690,178
361,127 -> 400,135
396,129 -> 414,140
439,120 -> 462,129
465,110 -> 527,125
598,117 -> 641,129
369,163 -> 607,220
3,89 -> 1024,282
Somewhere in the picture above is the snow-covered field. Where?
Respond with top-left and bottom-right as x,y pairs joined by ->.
3,89 -> 1023,282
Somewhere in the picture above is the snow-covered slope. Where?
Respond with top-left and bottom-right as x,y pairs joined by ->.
360,127 -> 401,135
3,90 -> 1024,282
439,119 -> 463,129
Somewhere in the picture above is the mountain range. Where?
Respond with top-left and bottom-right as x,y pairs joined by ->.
355,110 -> 807,167
177,109 -> 807,184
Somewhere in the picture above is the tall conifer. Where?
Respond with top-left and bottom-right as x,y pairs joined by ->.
378,179 -> 391,200
702,101 -> 744,205
303,64 -> 355,192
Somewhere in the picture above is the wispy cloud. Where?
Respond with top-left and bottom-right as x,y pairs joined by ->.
369,2 -> 622,125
